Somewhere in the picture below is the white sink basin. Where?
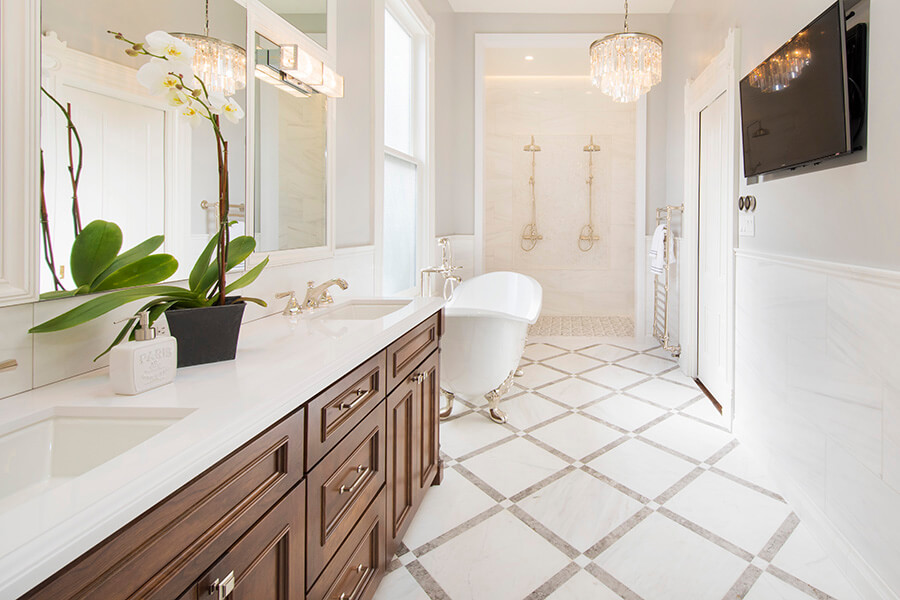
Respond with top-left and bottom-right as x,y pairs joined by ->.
313,299 -> 411,321
0,406 -> 194,509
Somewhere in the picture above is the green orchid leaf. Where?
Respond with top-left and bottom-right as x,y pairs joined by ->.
94,316 -> 138,361
232,296 -> 268,308
70,220 -> 123,287
223,257 -> 269,295
196,235 -> 258,298
92,254 -> 179,292
40,289 -> 77,300
29,285 -> 193,334
189,231 -> 220,293
91,235 -> 165,290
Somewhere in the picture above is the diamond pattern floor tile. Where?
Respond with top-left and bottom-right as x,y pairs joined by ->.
373,336 -> 861,600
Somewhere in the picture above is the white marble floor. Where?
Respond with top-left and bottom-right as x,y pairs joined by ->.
373,336 -> 863,600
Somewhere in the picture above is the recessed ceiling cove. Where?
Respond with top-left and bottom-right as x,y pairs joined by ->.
447,0 -> 675,14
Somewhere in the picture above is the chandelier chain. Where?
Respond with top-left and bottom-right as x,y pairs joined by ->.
205,0 -> 210,37
624,0 -> 629,32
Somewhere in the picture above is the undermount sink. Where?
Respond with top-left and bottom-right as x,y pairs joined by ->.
0,406 -> 195,509
313,299 -> 411,321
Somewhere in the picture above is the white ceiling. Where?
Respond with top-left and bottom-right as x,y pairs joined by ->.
485,47 -> 593,77
447,0 -> 676,14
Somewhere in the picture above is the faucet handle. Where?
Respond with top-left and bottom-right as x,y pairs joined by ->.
307,280 -> 315,288
276,291 -> 302,316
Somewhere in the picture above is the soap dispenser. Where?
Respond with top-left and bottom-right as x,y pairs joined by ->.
110,311 -> 178,395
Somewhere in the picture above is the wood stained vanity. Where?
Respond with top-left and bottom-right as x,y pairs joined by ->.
21,310 -> 444,600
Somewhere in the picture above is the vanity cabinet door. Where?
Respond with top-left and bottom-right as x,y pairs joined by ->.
385,349 -> 441,554
189,480 -> 306,600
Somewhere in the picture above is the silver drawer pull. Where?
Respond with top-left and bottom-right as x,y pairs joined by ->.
340,389 -> 369,410
336,565 -> 369,600
210,570 -> 235,599
339,465 -> 370,494
0,359 -> 17,373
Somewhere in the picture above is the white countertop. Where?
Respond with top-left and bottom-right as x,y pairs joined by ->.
0,297 -> 444,600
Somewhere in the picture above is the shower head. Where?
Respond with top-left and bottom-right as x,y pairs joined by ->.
523,135 -> 541,152
583,135 -> 601,152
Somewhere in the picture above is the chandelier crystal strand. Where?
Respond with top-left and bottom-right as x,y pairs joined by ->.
748,31 -> 811,93
171,0 -> 246,97
589,0 -> 663,103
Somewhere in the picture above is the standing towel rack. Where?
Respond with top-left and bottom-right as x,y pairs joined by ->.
653,204 -> 683,357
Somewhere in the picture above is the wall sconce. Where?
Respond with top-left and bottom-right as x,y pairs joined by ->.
255,40 -> 343,98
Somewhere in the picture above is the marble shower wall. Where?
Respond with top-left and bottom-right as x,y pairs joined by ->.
484,77 -> 636,317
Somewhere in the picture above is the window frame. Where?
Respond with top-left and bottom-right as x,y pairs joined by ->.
377,0 -> 435,297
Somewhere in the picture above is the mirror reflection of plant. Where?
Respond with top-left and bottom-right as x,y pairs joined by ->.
39,151 -> 65,291
109,30 -> 246,307
39,220 -> 178,301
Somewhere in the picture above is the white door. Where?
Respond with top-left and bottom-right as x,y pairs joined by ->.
697,92 -> 730,404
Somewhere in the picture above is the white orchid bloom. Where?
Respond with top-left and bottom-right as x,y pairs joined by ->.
136,60 -> 182,96
207,90 -> 244,124
166,89 -> 192,108
179,104 -> 204,127
144,31 -> 194,67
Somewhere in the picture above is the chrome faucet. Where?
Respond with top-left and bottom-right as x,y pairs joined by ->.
275,291 -> 303,316
303,278 -> 349,310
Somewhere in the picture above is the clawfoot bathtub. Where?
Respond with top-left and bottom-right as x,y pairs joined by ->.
439,272 -> 542,423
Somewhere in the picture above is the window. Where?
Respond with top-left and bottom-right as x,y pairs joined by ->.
382,2 -> 432,296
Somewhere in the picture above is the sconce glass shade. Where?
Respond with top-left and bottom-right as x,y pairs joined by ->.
590,31 -> 662,103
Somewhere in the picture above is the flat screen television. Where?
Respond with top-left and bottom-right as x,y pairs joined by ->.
740,1 -> 857,177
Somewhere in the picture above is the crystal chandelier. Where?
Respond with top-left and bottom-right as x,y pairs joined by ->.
589,0 -> 663,103
171,0 -> 246,96
749,31 -> 811,94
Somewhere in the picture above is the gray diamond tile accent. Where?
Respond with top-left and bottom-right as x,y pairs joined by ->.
582,365 -> 648,390
579,344 -> 636,362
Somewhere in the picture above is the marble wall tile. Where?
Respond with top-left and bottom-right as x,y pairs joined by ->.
734,253 -> 900,597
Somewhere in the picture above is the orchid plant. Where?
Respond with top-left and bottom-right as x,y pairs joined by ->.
109,29 -> 248,306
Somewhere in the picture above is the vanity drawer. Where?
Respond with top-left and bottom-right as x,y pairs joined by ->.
24,410 -> 304,600
307,488 -> 386,600
307,400 -> 386,587
386,312 -> 440,391
307,351 -> 387,470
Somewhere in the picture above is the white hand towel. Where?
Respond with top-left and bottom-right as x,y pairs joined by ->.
649,224 -> 666,275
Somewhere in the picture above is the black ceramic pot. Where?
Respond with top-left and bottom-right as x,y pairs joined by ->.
164,297 -> 246,368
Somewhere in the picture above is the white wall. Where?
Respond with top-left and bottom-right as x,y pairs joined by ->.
437,12 -> 670,237
665,0 -> 900,596
484,76 -> 636,316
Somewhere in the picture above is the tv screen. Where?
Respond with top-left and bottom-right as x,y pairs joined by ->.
740,2 -> 851,177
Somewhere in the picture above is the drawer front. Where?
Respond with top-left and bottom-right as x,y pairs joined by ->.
188,481 -> 305,600
307,401 -> 386,586
307,352 -> 386,471
25,410 -> 304,600
386,312 -> 440,391
307,489 -> 386,600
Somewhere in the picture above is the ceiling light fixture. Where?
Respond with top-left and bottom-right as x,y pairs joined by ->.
589,0 -> 663,103
525,55 -> 534,61
171,0 -> 246,96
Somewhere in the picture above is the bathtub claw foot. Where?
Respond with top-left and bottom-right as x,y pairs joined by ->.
439,389 -> 455,419
488,407 -> 507,424
514,369 -> 524,377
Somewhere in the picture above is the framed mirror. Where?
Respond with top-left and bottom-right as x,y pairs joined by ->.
38,0 -> 248,298
246,8 -> 335,267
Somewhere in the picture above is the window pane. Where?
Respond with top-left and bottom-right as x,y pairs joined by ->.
383,154 -> 417,295
384,9 -> 412,153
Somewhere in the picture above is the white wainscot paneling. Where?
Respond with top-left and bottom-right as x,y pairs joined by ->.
733,249 -> 900,600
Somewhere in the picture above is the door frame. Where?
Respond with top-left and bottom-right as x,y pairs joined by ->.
680,28 -> 740,426
473,33 -> 648,333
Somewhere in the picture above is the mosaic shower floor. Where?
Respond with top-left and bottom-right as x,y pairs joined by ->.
528,317 -> 635,337
373,336 -> 862,600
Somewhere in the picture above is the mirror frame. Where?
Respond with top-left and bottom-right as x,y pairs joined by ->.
245,0 -> 336,268
0,0 -> 40,307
